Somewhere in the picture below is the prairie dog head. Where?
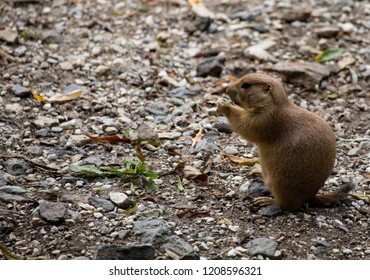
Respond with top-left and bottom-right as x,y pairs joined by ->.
226,73 -> 289,112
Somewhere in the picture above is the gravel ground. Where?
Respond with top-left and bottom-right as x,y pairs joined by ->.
0,0 -> 369,260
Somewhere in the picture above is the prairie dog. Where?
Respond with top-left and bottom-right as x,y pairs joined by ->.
217,73 -> 351,211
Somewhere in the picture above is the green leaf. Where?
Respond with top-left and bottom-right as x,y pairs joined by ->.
315,48 -> 344,63
349,68 -> 358,84
69,164 -> 104,177
326,93 -> 338,99
69,157 -> 159,192
146,179 -> 157,193
123,200 -> 137,215
177,176 -> 184,192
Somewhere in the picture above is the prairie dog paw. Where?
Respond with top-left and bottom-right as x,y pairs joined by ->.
217,98 -> 232,115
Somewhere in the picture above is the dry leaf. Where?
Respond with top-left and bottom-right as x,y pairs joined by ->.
349,193 -> 370,202
177,176 -> 184,192
71,154 -> 83,163
84,134 -> 132,144
191,127 -> 203,148
188,0 -> 215,18
135,145 -> 146,163
164,247 -> 181,260
30,88 -> 84,103
30,88 -> 47,102
222,153 -> 259,166
78,202 -> 95,211
249,163 -> 262,176
176,208 -> 210,218
213,76 -> 238,87
183,165 -> 208,186
244,39 -> 277,62
48,89 -> 83,102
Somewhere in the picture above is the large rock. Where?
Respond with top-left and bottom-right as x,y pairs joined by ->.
246,237 -> 278,258
109,192 -> 131,209
163,236 -> 198,260
265,61 -> 331,88
0,29 -> 18,43
133,217 -> 172,247
5,158 -> 33,176
38,200 -> 67,224
11,84 -> 30,98
95,244 -> 155,260
88,196 -> 115,212
196,53 -> 225,77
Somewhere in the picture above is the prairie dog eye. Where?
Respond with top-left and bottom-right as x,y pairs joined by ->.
241,82 -> 252,89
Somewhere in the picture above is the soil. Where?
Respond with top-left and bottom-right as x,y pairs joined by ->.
0,0 -> 369,260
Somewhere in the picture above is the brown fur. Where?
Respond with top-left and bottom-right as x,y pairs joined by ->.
217,73 -> 351,211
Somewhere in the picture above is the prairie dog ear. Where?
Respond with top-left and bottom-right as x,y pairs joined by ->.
265,84 -> 272,93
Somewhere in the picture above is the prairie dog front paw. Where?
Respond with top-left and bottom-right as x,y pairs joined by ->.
217,98 -> 232,115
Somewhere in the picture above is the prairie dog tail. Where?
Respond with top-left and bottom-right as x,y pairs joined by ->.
308,180 -> 354,208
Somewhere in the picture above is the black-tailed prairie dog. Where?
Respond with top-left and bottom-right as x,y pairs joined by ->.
217,73 -> 352,211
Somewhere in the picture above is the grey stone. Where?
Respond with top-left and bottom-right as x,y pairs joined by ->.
315,26 -> 340,38
133,216 -> 173,247
109,192 -> 131,209
104,126 -> 118,135
348,147 -> 360,156
193,16 -> 212,32
38,200 -> 67,224
239,182 -> 250,193
11,84 -> 30,98
265,61 -> 331,88
59,61 -> 73,71
138,122 -> 160,143
224,145 -> 239,155
73,256 -> 90,260
95,65 -> 112,76
88,196 -> 115,212
215,117 -> 233,134
146,101 -> 169,116
33,116 -> 59,127
95,244 -> 155,260
190,139 -> 218,154
168,86 -> 201,99
196,54 -> 225,77
35,128 -> 50,137
0,220 -> 13,234
0,171 -> 5,186
253,24 -> 269,33
172,104 -> 194,116
60,119 -> 81,129
62,84 -> 87,94
0,29 -> 18,43
342,248 -> 352,255
208,22 -> 218,33
26,145 -> 44,156
246,237 -> 278,257
0,186 -> 27,194
230,11 -> 254,21
39,61 -> 50,69
163,235 -> 199,260
83,156 -> 103,166
66,134 -> 90,147
42,30 -> 63,44
259,205 -> 282,217
5,158 -> 33,176
0,193 -> 26,202
5,104 -> 21,114
248,178 -> 271,197
14,45 -> 27,56
315,239 -> 330,247
158,132 -> 181,140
